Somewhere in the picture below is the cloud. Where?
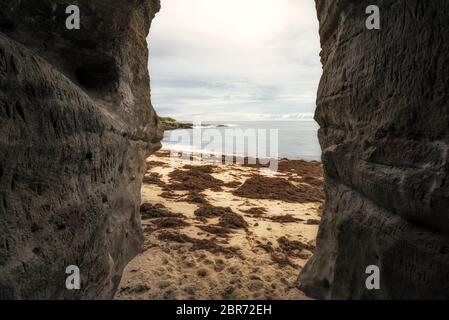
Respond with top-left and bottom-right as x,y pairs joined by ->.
147,0 -> 321,121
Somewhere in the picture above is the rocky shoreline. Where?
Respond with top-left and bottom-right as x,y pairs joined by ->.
159,117 -> 230,131
159,117 -> 194,131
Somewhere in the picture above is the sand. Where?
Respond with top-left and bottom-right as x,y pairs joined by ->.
115,151 -> 323,300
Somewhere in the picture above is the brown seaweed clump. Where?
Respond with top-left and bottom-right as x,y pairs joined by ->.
218,212 -> 249,230
142,172 -> 165,186
278,237 -> 315,252
255,236 -> 315,268
194,205 -> 234,218
305,219 -> 321,225
146,160 -> 169,169
278,159 -> 323,178
267,215 -> 304,223
198,225 -> 232,237
140,203 -> 185,220
152,218 -> 190,229
257,242 -> 298,268
242,207 -> 267,216
167,165 -> 225,192
194,205 -> 248,230
233,176 -> 323,203
183,191 -> 210,205
224,180 -> 242,188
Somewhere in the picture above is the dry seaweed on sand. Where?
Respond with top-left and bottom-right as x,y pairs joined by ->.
194,205 -> 248,229
242,207 -> 267,216
161,190 -> 210,205
198,225 -> 232,237
218,212 -> 249,230
182,164 -> 217,173
142,172 -> 165,186
224,180 -> 242,188
152,218 -> 190,229
305,219 -> 321,225
257,237 -> 314,267
257,243 -> 275,254
146,160 -> 169,169
277,159 -> 323,178
257,242 -> 298,268
159,191 -> 181,200
233,175 -> 323,203
267,214 -> 304,223
277,236 -> 315,252
194,205 -> 234,218
270,252 -> 299,268
182,191 -> 210,205
301,175 -> 323,187
167,165 -> 225,192
140,203 -> 185,220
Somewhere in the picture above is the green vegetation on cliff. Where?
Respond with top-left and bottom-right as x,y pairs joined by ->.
158,116 -> 193,130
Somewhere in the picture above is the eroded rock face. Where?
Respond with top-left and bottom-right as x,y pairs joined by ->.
299,0 -> 449,299
0,0 -> 162,299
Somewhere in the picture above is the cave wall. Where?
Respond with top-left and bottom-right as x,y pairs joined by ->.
0,0 -> 162,299
1,0 -> 448,300
299,0 -> 449,299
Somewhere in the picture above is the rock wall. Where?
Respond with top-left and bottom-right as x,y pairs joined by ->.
299,0 -> 449,299
2,0 -> 448,301
0,0 -> 162,299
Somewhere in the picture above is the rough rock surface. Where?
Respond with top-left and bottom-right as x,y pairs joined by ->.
0,0 -> 162,299
299,0 -> 449,299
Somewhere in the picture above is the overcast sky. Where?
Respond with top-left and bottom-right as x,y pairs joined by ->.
147,0 -> 321,121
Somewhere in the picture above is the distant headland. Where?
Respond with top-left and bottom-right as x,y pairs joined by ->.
159,117 -> 229,131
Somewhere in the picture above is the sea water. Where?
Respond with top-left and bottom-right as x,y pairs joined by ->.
162,120 -> 321,161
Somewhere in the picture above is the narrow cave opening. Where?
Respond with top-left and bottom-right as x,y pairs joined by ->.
117,0 -> 323,300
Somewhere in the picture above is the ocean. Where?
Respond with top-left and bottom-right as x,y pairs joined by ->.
162,120 -> 321,161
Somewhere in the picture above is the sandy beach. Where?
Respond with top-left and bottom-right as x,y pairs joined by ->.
115,150 -> 323,300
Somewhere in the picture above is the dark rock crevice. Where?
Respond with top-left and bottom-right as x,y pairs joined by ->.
0,0 -> 162,299
1,0 -> 448,300
299,0 -> 449,299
